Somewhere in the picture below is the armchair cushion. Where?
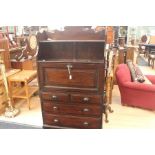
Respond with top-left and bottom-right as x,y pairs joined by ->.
126,60 -> 137,81
127,60 -> 149,83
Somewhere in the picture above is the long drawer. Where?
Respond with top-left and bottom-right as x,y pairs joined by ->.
42,102 -> 102,117
43,113 -> 102,129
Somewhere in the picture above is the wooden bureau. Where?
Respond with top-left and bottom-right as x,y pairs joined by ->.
37,40 -> 105,129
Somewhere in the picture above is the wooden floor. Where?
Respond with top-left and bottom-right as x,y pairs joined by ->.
104,85 -> 155,128
104,61 -> 155,128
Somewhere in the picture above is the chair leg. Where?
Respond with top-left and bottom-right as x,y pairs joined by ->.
148,57 -> 150,66
152,59 -> 155,69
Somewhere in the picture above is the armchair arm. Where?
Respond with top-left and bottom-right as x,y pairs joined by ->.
124,82 -> 155,92
145,75 -> 155,84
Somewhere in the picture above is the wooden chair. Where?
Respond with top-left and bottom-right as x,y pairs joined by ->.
138,35 -> 148,57
148,54 -> 155,69
8,70 -> 38,109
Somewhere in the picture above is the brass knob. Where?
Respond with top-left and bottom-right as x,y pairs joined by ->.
53,106 -> 58,110
83,108 -> 89,112
83,97 -> 89,102
53,119 -> 59,123
52,95 -> 57,100
83,122 -> 89,126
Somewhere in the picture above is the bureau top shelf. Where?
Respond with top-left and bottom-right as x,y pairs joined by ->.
37,40 -> 105,61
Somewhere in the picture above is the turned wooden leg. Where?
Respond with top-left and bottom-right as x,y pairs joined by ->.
108,105 -> 114,113
25,81 -> 30,110
148,57 -> 150,66
104,105 -> 109,123
153,59 -> 155,69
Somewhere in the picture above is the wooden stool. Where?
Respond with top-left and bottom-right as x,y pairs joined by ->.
8,70 -> 38,109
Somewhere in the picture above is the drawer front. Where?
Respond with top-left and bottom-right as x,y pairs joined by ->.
41,92 -> 69,102
42,102 -> 102,117
38,62 -> 104,93
43,113 -> 102,129
71,94 -> 102,105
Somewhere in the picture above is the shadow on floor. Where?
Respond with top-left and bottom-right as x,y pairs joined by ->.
137,55 -> 148,66
0,120 -> 42,129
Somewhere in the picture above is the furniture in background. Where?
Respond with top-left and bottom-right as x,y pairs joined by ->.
112,48 -> 119,84
0,69 -> 20,114
8,70 -> 38,110
118,37 -> 126,47
104,49 -> 114,122
0,44 -> 21,114
118,46 -> 135,64
148,54 -> 155,69
116,64 -> 155,110
139,36 -> 155,58
11,58 -> 37,70
37,40 -> 105,129
0,39 -> 11,70
126,46 -> 135,61
106,26 -> 114,44
118,48 -> 127,64
138,35 -> 148,57
144,44 -> 155,55
10,34 -> 38,70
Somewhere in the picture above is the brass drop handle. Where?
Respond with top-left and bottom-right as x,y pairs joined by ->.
83,97 -> 90,102
67,64 -> 72,80
53,119 -> 59,123
53,106 -> 58,110
52,95 -> 57,100
83,108 -> 89,112
83,122 -> 89,126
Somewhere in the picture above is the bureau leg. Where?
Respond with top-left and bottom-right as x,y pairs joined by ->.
107,105 -> 114,113
104,110 -> 109,123
27,98 -> 30,110
104,103 -> 114,123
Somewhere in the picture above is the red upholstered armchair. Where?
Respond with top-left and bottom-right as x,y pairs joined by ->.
115,64 -> 155,110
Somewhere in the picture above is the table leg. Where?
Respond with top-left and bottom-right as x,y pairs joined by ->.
24,81 -> 30,110
153,59 -> 155,69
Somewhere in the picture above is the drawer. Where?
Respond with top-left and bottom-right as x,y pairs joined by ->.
71,94 -> 102,105
42,102 -> 102,117
38,62 -> 104,93
41,92 -> 69,102
43,113 -> 102,129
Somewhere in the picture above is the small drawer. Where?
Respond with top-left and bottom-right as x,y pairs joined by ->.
43,113 -> 102,129
41,92 -> 69,102
42,102 -> 102,117
71,94 -> 102,105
